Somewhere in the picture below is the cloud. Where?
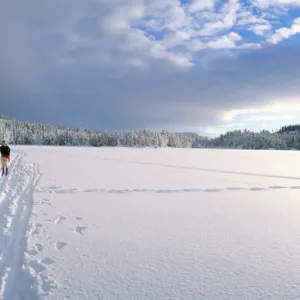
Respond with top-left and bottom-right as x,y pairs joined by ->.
241,114 -> 294,122
251,23 -> 272,36
269,17 -> 300,44
197,0 -> 241,36
1,0 -> 300,133
189,0 -> 215,13
224,102 -> 300,122
252,0 -> 300,8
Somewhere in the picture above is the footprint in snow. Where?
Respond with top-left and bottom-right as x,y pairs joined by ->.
55,241 -> 68,251
28,259 -> 46,273
27,243 -> 43,255
41,275 -> 58,293
31,223 -> 43,235
75,216 -> 83,221
204,188 -> 223,192
41,257 -> 55,265
250,187 -> 266,191
36,243 -> 43,252
226,187 -> 246,191
54,216 -> 67,225
291,186 -> 300,190
269,186 -> 287,190
74,226 -> 88,235
83,188 -> 99,193
57,188 -> 78,194
27,249 -> 39,256
47,186 -> 61,190
40,198 -> 52,206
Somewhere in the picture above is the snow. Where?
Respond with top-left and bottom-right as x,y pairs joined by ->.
2,146 -> 300,299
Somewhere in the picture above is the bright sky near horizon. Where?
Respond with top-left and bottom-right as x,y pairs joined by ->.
0,0 -> 300,136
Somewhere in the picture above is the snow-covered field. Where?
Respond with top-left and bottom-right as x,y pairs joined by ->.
2,146 -> 300,299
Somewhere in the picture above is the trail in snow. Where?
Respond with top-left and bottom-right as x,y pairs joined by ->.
35,184 -> 300,194
0,151 -> 40,300
98,157 -> 300,181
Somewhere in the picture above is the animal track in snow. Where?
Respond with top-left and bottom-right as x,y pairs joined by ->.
35,243 -> 43,252
31,223 -> 43,235
46,186 -> 62,191
41,257 -> 55,265
250,187 -> 267,191
269,185 -> 287,190
28,259 -> 46,273
27,243 -> 43,255
56,188 -> 78,194
74,226 -> 88,235
55,241 -> 68,251
54,216 -> 67,225
83,188 -> 99,193
40,197 -> 52,206
40,274 -> 58,294
291,186 -> 300,190
36,184 -> 300,195
27,249 -> 39,256
204,188 -> 223,193
226,187 -> 247,191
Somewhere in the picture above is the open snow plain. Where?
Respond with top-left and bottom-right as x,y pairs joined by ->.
1,146 -> 300,299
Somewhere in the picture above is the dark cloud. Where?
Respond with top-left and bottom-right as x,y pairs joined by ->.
1,0 -> 300,131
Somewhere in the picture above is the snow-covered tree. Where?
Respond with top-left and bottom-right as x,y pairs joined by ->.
2,116 -> 300,150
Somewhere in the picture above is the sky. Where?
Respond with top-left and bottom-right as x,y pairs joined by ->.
0,0 -> 300,137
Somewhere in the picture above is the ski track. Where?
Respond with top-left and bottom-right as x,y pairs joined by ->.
0,151 -> 41,300
35,184 -> 300,195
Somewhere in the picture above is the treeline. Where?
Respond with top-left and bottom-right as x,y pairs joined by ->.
1,116 -> 300,150
277,125 -> 300,133
193,129 -> 300,150
0,117 -> 204,148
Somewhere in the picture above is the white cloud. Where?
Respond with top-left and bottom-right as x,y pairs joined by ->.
103,3 -> 145,33
197,0 -> 241,36
242,114 -> 294,122
194,122 -> 246,137
207,32 -> 243,49
251,23 -> 272,35
252,0 -> 300,8
236,43 -> 262,49
269,17 -> 300,44
162,30 -> 191,47
189,0 -> 215,13
223,101 -> 300,123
